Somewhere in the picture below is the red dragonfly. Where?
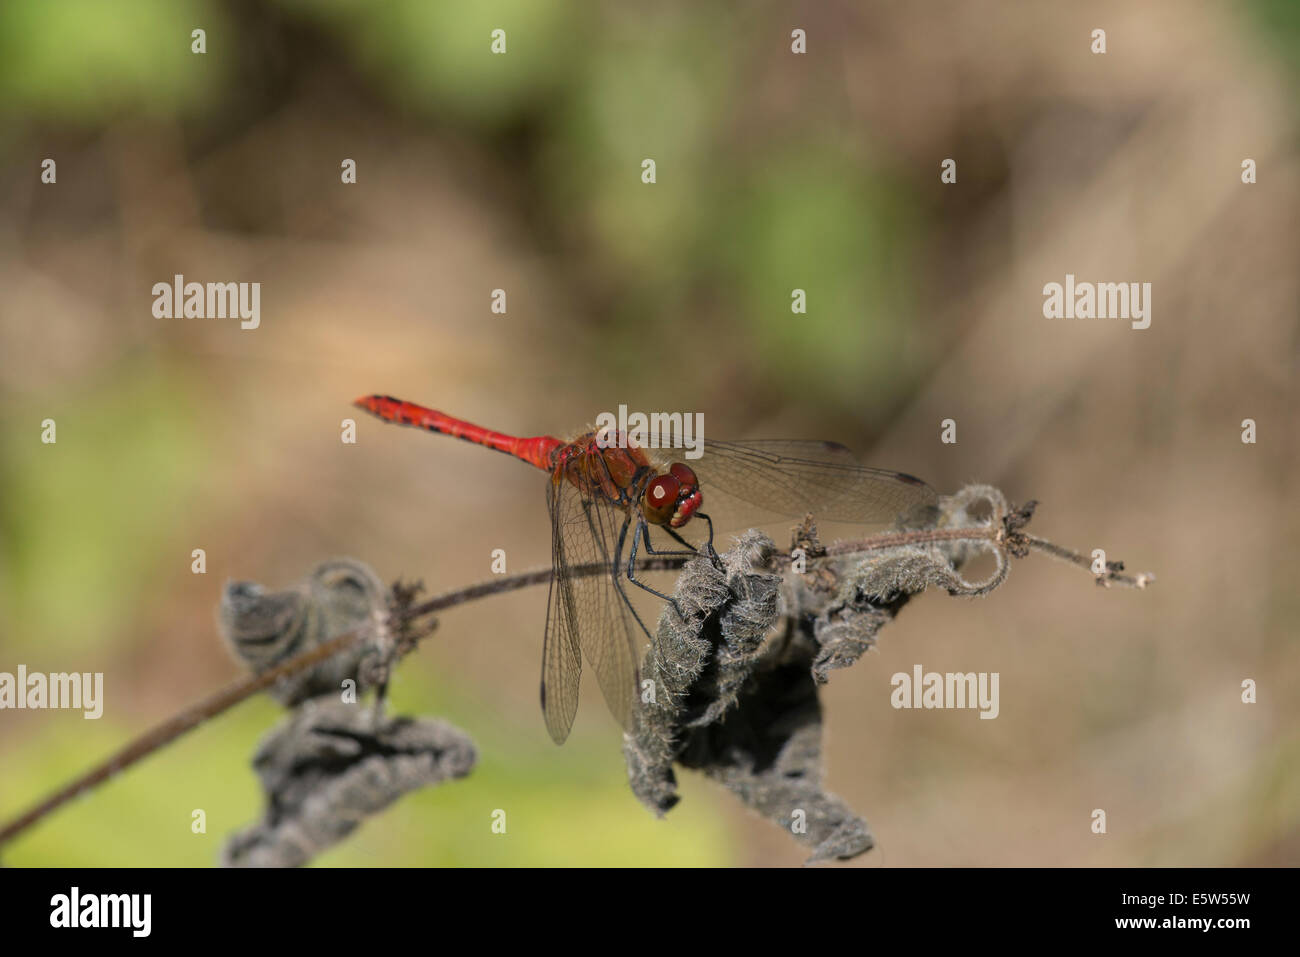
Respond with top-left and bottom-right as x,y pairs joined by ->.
355,395 -> 938,744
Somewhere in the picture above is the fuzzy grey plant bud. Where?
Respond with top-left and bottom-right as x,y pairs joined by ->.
217,558 -> 390,706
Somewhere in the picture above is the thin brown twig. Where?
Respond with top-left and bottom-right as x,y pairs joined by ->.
0,628 -> 360,847
1020,533 -> 1156,589
818,525 -> 1000,557
401,557 -> 685,620
803,525 -> 1153,589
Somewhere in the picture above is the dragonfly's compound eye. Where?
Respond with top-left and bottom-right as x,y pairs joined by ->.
669,462 -> 698,490
642,473 -> 681,525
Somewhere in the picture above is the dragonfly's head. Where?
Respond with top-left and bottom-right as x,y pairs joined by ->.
641,462 -> 702,529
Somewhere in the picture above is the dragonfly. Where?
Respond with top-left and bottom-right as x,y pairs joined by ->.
354,395 -> 938,744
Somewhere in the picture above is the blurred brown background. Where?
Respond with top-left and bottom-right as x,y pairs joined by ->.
0,0 -> 1296,865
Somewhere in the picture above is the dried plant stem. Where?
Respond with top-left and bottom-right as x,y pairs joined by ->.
1020,533 -> 1155,589
0,557 -> 684,848
819,525 -> 1000,556
0,517 -> 1150,849
401,558 -> 684,620
808,526 -> 1153,589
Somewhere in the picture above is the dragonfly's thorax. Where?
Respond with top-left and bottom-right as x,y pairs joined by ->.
559,431 -> 702,528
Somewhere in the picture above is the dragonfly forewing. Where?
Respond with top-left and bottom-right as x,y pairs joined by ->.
541,476 -> 642,743
541,478 -> 582,744
693,439 -> 939,528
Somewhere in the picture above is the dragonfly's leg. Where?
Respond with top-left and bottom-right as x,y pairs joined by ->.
610,517 -> 660,642
694,513 -> 717,557
658,513 -> 717,561
641,524 -> 698,557
611,569 -> 658,644
626,520 -> 687,619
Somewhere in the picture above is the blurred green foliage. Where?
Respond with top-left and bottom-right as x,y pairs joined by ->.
272,0 -> 576,127
269,0 -> 923,407
1247,0 -> 1300,85
0,0 -> 225,121
713,148 -> 917,405
0,360 -> 209,656
0,0 -> 926,409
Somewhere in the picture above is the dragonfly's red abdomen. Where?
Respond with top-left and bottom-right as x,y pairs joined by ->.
354,395 -> 562,471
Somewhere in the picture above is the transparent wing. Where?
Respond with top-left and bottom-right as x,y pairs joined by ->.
540,474 -> 642,744
539,478 -> 581,744
691,439 -> 939,527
